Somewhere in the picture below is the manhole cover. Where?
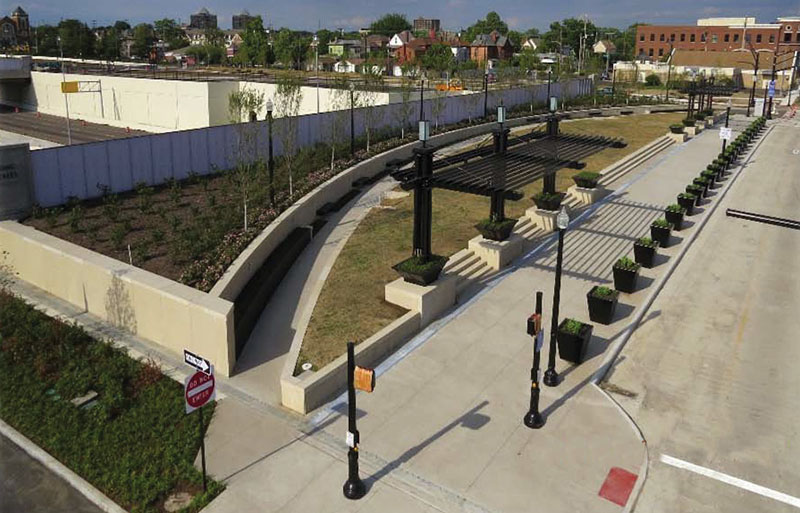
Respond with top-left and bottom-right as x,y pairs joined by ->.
164,492 -> 193,512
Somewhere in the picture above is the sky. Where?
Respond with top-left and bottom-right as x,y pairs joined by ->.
13,0 -> 800,32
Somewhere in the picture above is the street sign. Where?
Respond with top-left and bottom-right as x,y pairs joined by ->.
184,349 -> 211,375
719,127 -> 732,141
60,81 -> 79,93
768,80 -> 776,98
185,369 -> 215,414
535,330 -> 544,352
354,366 -> 375,393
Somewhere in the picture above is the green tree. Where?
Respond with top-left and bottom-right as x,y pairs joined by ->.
204,27 -> 225,48
421,43 -> 455,73
518,49 -> 540,71
273,28 -> 309,70
154,19 -> 187,49
235,16 -> 271,66
274,73 -> 304,197
369,13 -> 412,37
131,23 -> 155,60
113,20 -> 131,32
464,12 -> 509,42
58,19 -> 94,58
227,86 -> 266,231
96,27 -> 122,61
34,25 -> 60,56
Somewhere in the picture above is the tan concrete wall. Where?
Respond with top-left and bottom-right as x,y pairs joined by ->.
0,222 -> 236,375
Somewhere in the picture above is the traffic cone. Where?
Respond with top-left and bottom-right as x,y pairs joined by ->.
14,107 -> 19,113
81,120 -> 87,127
36,112 -> 41,118
126,126 -> 131,133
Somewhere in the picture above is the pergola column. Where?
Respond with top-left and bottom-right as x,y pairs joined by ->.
490,127 -> 510,221
543,115 -> 559,194
412,146 -> 435,259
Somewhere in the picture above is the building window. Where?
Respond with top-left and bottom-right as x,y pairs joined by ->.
711,34 -> 717,43
769,34 -> 775,43
756,34 -> 762,43
639,47 -> 644,55
640,34 -> 645,42
785,32 -> 792,43
649,48 -> 653,56
680,33 -> 686,42
734,34 -> 739,42
701,33 -> 706,42
797,33 -> 800,42
650,33 -> 655,42
658,48 -> 664,56
690,33 -> 696,42
724,34 -> 729,42
660,33 -> 665,42
670,33 -> 675,41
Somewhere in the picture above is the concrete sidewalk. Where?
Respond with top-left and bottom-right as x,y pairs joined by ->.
199,122 -> 740,513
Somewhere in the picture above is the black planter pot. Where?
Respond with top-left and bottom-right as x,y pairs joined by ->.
587,286 -> 619,325
693,179 -> 710,197
677,195 -> 695,215
557,320 -> 594,364
392,256 -> 447,286
665,209 -> 684,231
634,240 -> 659,268
650,223 -> 672,247
532,193 -> 566,211
686,186 -> 704,204
613,265 -> 639,293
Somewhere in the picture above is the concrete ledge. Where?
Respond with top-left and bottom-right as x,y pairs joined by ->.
694,123 -> 704,133
666,131 -> 687,144
385,274 -> 458,327
0,222 -> 236,376
468,234 -> 524,271
567,184 -> 608,205
526,207 -> 559,232
0,418 -> 128,513
280,311 -> 420,413
705,118 -> 714,128
684,126 -> 697,137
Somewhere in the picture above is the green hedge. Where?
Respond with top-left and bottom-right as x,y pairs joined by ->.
0,291 -> 222,512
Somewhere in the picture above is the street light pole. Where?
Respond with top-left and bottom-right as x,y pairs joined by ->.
722,100 -> 731,154
342,342 -> 366,500
58,36 -> 72,145
665,45 -> 673,102
419,76 -> 425,122
544,208 -> 569,387
313,34 -> 320,116
524,291 -> 545,429
483,69 -> 489,118
767,54 -> 776,119
266,99 -> 275,206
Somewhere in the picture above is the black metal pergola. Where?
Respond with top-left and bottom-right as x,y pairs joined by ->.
390,116 -> 626,260
680,77 -> 736,118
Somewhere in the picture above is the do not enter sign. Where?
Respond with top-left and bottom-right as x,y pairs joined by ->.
185,369 -> 215,413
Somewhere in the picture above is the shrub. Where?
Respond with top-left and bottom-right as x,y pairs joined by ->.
592,286 -> 616,298
637,236 -> 657,248
669,123 -> 684,134
678,192 -> 697,201
666,204 -> 686,214
110,222 -> 128,249
572,171 -> 602,188
561,318 -> 584,335
644,74 -> 662,86
651,218 -> 671,228
67,205 -> 84,233
682,118 -> 695,127
615,256 -> 640,271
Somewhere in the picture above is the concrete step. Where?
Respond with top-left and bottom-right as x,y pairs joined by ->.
459,259 -> 489,281
444,248 -> 475,273
517,222 -> 541,239
447,253 -> 481,276
512,217 -> 532,234
599,137 -> 673,186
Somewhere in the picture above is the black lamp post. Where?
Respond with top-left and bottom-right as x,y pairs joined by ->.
419,76 -> 425,122
541,58 -> 555,110
343,342 -> 366,500
524,291 -> 545,429
266,98 -> 275,206
349,82 -> 356,156
722,99 -> 731,154
544,207 -> 569,387
483,70 -> 489,118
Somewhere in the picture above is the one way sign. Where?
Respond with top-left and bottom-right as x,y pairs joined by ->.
184,349 -> 211,375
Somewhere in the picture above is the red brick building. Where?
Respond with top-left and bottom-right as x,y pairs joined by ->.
635,17 -> 800,59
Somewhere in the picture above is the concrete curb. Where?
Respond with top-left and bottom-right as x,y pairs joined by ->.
590,121 -> 774,386
0,418 -> 129,513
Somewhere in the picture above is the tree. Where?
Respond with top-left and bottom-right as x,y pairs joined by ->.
131,23 -> 155,60
395,72 -> 417,139
274,73 -> 304,198
185,45 -> 225,64
113,20 -> 131,33
34,25 -> 60,56
204,27 -> 225,48
518,49 -> 540,72
234,16 -> 269,66
273,28 -> 309,70
431,88 -> 449,130
97,27 -> 122,61
58,19 -> 95,58
421,43 -> 455,73
227,86 -> 266,231
464,12 -> 509,42
369,13 -> 411,37
154,18 -> 187,49
361,71 -> 384,153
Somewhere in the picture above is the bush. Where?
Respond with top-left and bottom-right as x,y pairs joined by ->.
682,118 -> 696,127
572,171 -> 601,188
637,236 -> 657,248
644,74 -> 662,87
669,123 -> 685,134
666,204 -> 686,214
651,218 -> 671,228
561,318 -> 584,335
614,256 -> 640,271
592,286 -> 616,299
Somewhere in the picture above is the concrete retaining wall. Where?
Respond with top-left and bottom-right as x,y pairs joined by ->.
0,221 -> 236,376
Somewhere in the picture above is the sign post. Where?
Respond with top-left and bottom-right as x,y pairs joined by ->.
343,341 -> 375,500
524,292 -> 545,429
184,354 -> 216,493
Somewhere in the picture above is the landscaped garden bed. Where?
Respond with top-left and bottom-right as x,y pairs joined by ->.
0,289 -> 221,512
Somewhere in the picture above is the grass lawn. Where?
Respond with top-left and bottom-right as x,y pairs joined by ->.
299,112 -> 685,372
0,290 -> 222,512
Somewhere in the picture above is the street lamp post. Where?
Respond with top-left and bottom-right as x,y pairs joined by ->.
349,82 -> 356,156
58,36 -> 72,145
313,34 -> 320,116
722,99 -> 731,154
541,58 -> 555,111
665,44 -> 674,102
524,291 -> 545,429
544,207 -> 569,387
266,99 -> 275,205
419,76 -> 425,123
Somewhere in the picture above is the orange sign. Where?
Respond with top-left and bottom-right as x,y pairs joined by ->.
61,81 -> 79,93
354,366 -> 375,393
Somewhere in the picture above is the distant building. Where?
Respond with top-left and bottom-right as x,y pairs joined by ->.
328,39 -> 363,57
388,30 -> 415,49
0,6 -> 30,49
413,17 -> 440,34
470,31 -> 514,63
521,37 -> 540,51
189,7 -> 217,30
593,40 -> 616,54
232,11 -> 254,30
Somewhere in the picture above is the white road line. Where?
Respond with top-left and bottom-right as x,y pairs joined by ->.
660,454 -> 800,509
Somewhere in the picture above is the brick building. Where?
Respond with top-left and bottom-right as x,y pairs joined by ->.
413,17 -> 440,33
635,16 -> 800,59
189,7 -> 217,30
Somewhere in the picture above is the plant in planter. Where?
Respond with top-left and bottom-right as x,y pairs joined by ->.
677,193 -> 696,215
681,118 -> 696,127
393,254 -> 448,286
634,236 -> 659,268
669,123 -> 685,134
650,217 -> 673,247
475,217 -> 518,242
665,204 -> 686,230
556,318 -> 594,364
572,171 -> 601,189
686,184 -> 704,204
693,113 -> 706,121
700,169 -> 717,187
613,256 -> 641,293
532,191 -> 566,211
693,176 -> 711,196
587,285 -> 619,325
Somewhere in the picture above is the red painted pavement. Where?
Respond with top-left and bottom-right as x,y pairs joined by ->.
599,467 -> 638,507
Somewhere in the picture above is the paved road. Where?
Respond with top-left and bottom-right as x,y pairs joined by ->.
608,119 -> 800,512
0,109 -> 148,145
0,433 -> 101,513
